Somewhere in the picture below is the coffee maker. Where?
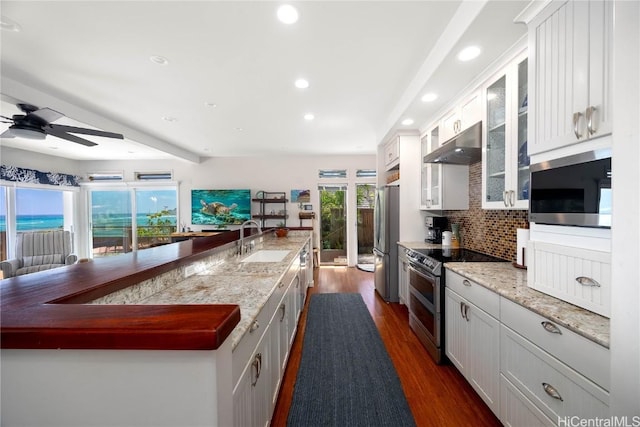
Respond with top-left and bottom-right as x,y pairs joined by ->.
425,216 -> 447,243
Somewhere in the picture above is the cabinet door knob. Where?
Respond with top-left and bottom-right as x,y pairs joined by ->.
576,276 -> 601,287
541,321 -> 562,335
542,382 -> 563,401
572,111 -> 583,139
586,106 -> 597,135
250,320 -> 260,333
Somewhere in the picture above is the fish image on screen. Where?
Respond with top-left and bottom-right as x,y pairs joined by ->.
191,189 -> 251,225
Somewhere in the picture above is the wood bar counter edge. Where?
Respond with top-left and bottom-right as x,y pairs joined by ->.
1,228 -> 310,350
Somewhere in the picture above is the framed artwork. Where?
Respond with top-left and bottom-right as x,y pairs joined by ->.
291,189 -> 310,203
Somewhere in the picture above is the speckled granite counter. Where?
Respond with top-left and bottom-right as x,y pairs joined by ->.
91,232 -> 312,350
398,242 -> 610,348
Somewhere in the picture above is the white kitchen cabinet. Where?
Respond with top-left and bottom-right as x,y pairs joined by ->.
445,271 -> 501,416
501,324 -> 609,423
397,250 -> 409,306
384,136 -> 400,170
420,125 -> 469,211
499,296 -> 610,426
528,240 -> 611,317
482,50 -> 530,209
500,374 -> 555,427
233,328 -> 272,427
527,0 -> 613,156
440,91 -> 482,143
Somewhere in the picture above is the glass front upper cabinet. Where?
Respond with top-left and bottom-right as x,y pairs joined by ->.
482,51 -> 529,210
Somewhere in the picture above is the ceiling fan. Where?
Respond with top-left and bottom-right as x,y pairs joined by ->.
0,103 -> 124,147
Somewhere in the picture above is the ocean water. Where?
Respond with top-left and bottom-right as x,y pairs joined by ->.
0,214 -> 177,234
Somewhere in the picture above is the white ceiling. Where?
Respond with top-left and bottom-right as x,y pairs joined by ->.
0,1 -> 528,163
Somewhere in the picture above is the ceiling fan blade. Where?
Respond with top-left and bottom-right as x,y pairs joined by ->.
48,124 -> 124,139
30,107 -> 64,123
1,129 -> 16,138
45,126 -> 97,147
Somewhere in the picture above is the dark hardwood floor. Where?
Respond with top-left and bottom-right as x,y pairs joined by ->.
270,266 -> 502,427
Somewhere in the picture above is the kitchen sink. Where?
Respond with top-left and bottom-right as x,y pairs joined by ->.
241,250 -> 290,263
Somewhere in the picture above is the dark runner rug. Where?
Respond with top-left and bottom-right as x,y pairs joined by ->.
287,293 -> 416,427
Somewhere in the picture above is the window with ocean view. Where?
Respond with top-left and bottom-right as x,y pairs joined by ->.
16,188 -> 64,232
90,187 -> 177,257
0,188 -> 6,262
1,186 -> 73,262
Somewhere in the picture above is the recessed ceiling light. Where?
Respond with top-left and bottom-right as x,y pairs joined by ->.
457,46 -> 481,62
1,16 -> 21,32
150,55 -> 169,65
401,118 -> 414,126
162,116 -> 177,122
421,93 -> 438,103
277,5 -> 299,24
204,102 -> 217,108
294,78 -> 309,89
304,113 -> 314,121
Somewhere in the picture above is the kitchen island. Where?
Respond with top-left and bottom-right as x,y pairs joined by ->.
1,230 -> 313,427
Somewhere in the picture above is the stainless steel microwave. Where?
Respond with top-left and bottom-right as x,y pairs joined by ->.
529,149 -> 612,228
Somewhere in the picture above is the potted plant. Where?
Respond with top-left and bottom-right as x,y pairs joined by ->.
275,222 -> 289,238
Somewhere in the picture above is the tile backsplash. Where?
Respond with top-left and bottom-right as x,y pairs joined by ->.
443,162 -> 528,261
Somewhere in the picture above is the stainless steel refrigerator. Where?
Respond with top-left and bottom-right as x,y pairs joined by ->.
373,185 -> 400,302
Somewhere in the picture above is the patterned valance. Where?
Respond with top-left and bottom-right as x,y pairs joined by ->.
1,164 -> 81,187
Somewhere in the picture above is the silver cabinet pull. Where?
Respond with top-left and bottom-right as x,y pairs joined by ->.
541,321 -> 562,335
249,320 -> 260,333
462,279 -> 472,287
572,111 -> 583,139
280,303 -> 286,322
464,304 -> 470,322
576,276 -> 601,287
251,353 -> 261,387
460,301 -> 466,320
503,191 -> 508,207
586,106 -> 597,135
510,190 -> 515,206
542,382 -> 563,401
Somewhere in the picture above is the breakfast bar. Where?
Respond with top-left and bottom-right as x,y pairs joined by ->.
1,229 -> 313,426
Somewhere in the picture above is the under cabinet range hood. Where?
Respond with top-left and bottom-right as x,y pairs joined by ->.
423,121 -> 482,165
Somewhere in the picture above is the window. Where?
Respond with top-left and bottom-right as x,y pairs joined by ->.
319,169 -> 347,179
16,188 -> 64,231
0,185 -> 76,261
89,185 -> 177,257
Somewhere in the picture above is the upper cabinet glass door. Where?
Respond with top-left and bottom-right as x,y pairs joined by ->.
429,126 -> 441,208
482,50 -> 529,210
515,57 -> 530,204
485,75 -> 507,205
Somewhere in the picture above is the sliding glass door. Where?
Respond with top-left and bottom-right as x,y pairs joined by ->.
90,186 -> 177,257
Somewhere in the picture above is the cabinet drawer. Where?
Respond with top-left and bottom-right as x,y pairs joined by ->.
232,291 -> 278,387
446,270 -> 500,318
500,297 -> 609,390
500,374 -> 554,427
528,241 -> 611,317
501,325 -> 609,422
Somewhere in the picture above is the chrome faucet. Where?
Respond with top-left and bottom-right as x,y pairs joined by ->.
238,220 -> 262,255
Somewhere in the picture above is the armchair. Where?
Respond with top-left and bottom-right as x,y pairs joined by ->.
0,230 -> 77,278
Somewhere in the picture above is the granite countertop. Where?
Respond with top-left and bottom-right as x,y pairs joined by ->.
92,232 -> 311,350
143,233 -> 310,349
398,242 -> 610,348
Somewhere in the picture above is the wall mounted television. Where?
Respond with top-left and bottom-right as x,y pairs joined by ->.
191,189 -> 251,226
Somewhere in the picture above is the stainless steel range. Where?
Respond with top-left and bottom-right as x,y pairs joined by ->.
404,247 -> 503,364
